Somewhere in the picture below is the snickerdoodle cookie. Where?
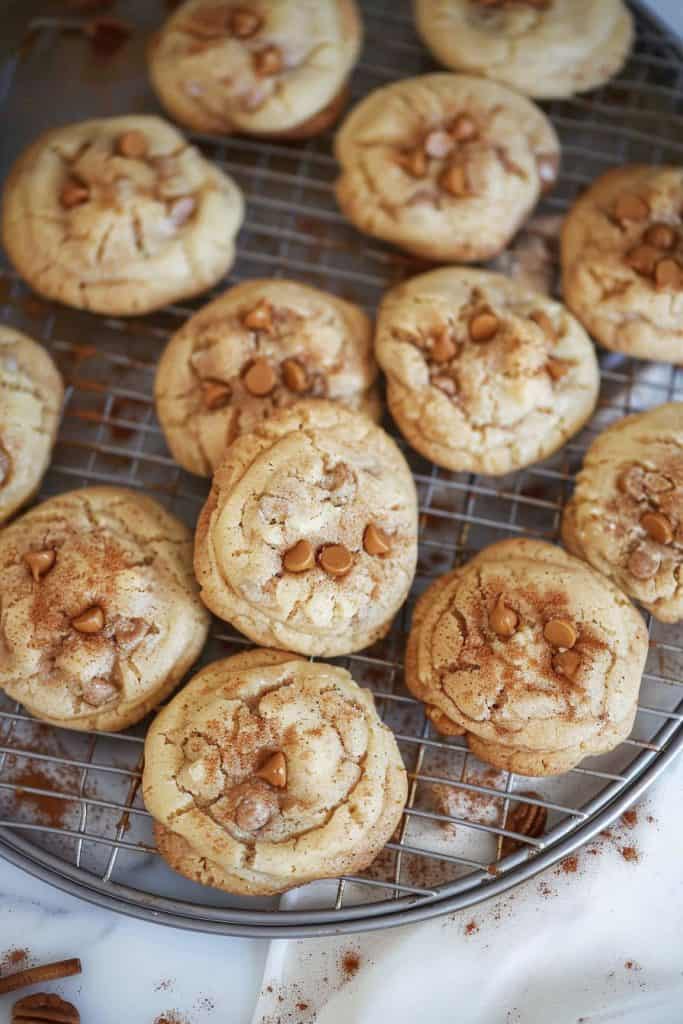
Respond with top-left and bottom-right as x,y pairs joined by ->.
405,539 -> 647,776
155,278 -> 378,476
563,403 -> 683,623
0,327 -> 63,525
194,401 -> 418,656
414,1 -> 633,100
561,165 -> 683,363
0,487 -> 210,732
143,648 -> 408,895
2,115 -> 244,316
334,73 -> 559,262
148,0 -> 362,138
375,268 -> 598,474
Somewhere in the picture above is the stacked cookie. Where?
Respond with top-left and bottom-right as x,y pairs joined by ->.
1,0 -> 676,896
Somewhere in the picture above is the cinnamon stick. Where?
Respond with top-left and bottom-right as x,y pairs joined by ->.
0,959 -> 82,996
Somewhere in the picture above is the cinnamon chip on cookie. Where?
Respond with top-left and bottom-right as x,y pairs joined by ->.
148,0 -> 362,138
334,73 -> 559,262
405,539 -> 647,776
155,279 -> 379,476
143,649 -> 408,894
0,487 -> 210,731
194,401 -> 418,656
563,402 -> 683,624
2,115 -> 244,316
374,268 -> 598,474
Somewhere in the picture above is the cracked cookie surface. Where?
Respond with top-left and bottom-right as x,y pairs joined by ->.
143,648 -> 408,894
563,403 -> 683,623
0,486 -> 210,731
2,115 -> 244,316
405,539 -> 647,776
561,165 -> 683,363
375,267 -> 598,474
155,278 -> 379,476
334,73 -> 559,262
148,0 -> 362,138
0,327 -> 63,525
414,0 -> 633,100
194,400 -> 418,656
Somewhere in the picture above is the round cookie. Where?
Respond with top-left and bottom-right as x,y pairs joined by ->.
2,115 -> 244,316
0,487 -> 210,732
194,401 -> 418,656
143,648 -> 407,895
334,73 -> 560,262
375,268 -> 599,474
155,278 -> 379,476
413,1 -> 633,100
0,327 -> 63,525
561,165 -> 683,363
148,0 -> 362,138
563,403 -> 683,624
405,539 -> 648,776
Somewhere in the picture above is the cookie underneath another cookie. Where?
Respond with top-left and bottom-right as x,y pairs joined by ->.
563,402 -> 683,623
405,539 -> 648,776
143,649 -> 408,895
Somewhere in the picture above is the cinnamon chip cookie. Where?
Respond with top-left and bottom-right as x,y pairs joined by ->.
148,0 -> 362,138
2,115 -> 244,316
155,279 -> 379,476
334,73 -> 559,262
194,401 -> 418,656
144,648 -> 407,894
561,165 -> 683,363
405,539 -> 647,776
0,327 -> 63,525
563,403 -> 683,623
0,487 -> 210,731
375,268 -> 598,474
414,0 -> 633,100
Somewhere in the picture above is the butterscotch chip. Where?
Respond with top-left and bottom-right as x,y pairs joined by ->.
530,309 -> 556,340
402,147 -> 428,178
71,605 -> 105,634
202,380 -> 232,411
424,129 -> 454,159
256,750 -> 287,788
117,129 -> 148,158
469,311 -> 499,342
614,192 -> 649,224
430,329 -> 457,363
82,676 -> 119,707
60,179 -> 89,209
319,543 -> 353,578
641,510 -> 673,544
546,357 -> 571,381
243,358 -> 276,396
543,618 -> 577,648
654,258 -> 681,289
235,793 -> 272,831
450,114 -> 477,142
283,539 -> 315,573
490,594 -> 518,637
628,544 -> 660,580
282,358 -> 310,393
230,7 -> 262,38
253,45 -> 283,77
618,464 -> 645,500
626,243 -> 659,277
243,300 -> 273,332
24,549 -> 56,582
440,163 -> 469,197
644,222 -> 677,250
552,648 -> 581,678
363,523 -> 391,556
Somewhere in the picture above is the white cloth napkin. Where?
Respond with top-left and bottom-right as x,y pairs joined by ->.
251,751 -> 683,1023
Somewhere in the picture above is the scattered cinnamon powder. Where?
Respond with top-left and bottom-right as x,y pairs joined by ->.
155,979 -> 174,992
624,959 -> 642,971
464,919 -> 479,935
621,809 -> 638,828
154,1014 -> 189,1024
340,951 -> 360,980
559,855 -> 578,874
620,845 -> 640,863
1,948 -> 30,973
296,1004 -> 309,1012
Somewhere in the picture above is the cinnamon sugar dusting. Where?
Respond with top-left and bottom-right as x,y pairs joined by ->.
464,919 -> 479,936
558,855 -> 578,875
1,948 -> 31,973
340,951 -> 360,979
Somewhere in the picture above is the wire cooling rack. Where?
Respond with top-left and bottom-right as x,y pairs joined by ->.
1,0 -> 683,938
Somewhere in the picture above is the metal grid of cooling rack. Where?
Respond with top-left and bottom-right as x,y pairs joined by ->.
1,0 -> 683,937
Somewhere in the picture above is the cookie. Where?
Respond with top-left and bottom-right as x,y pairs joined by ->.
155,278 -> 379,476
144,648 -> 407,895
2,115 -> 244,316
0,487 -> 210,732
148,0 -> 362,138
405,539 -> 647,776
414,1 -> 633,100
563,403 -> 683,624
561,165 -> 683,363
375,267 -> 599,474
194,400 -> 418,656
334,73 -> 559,262
0,327 -> 63,525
